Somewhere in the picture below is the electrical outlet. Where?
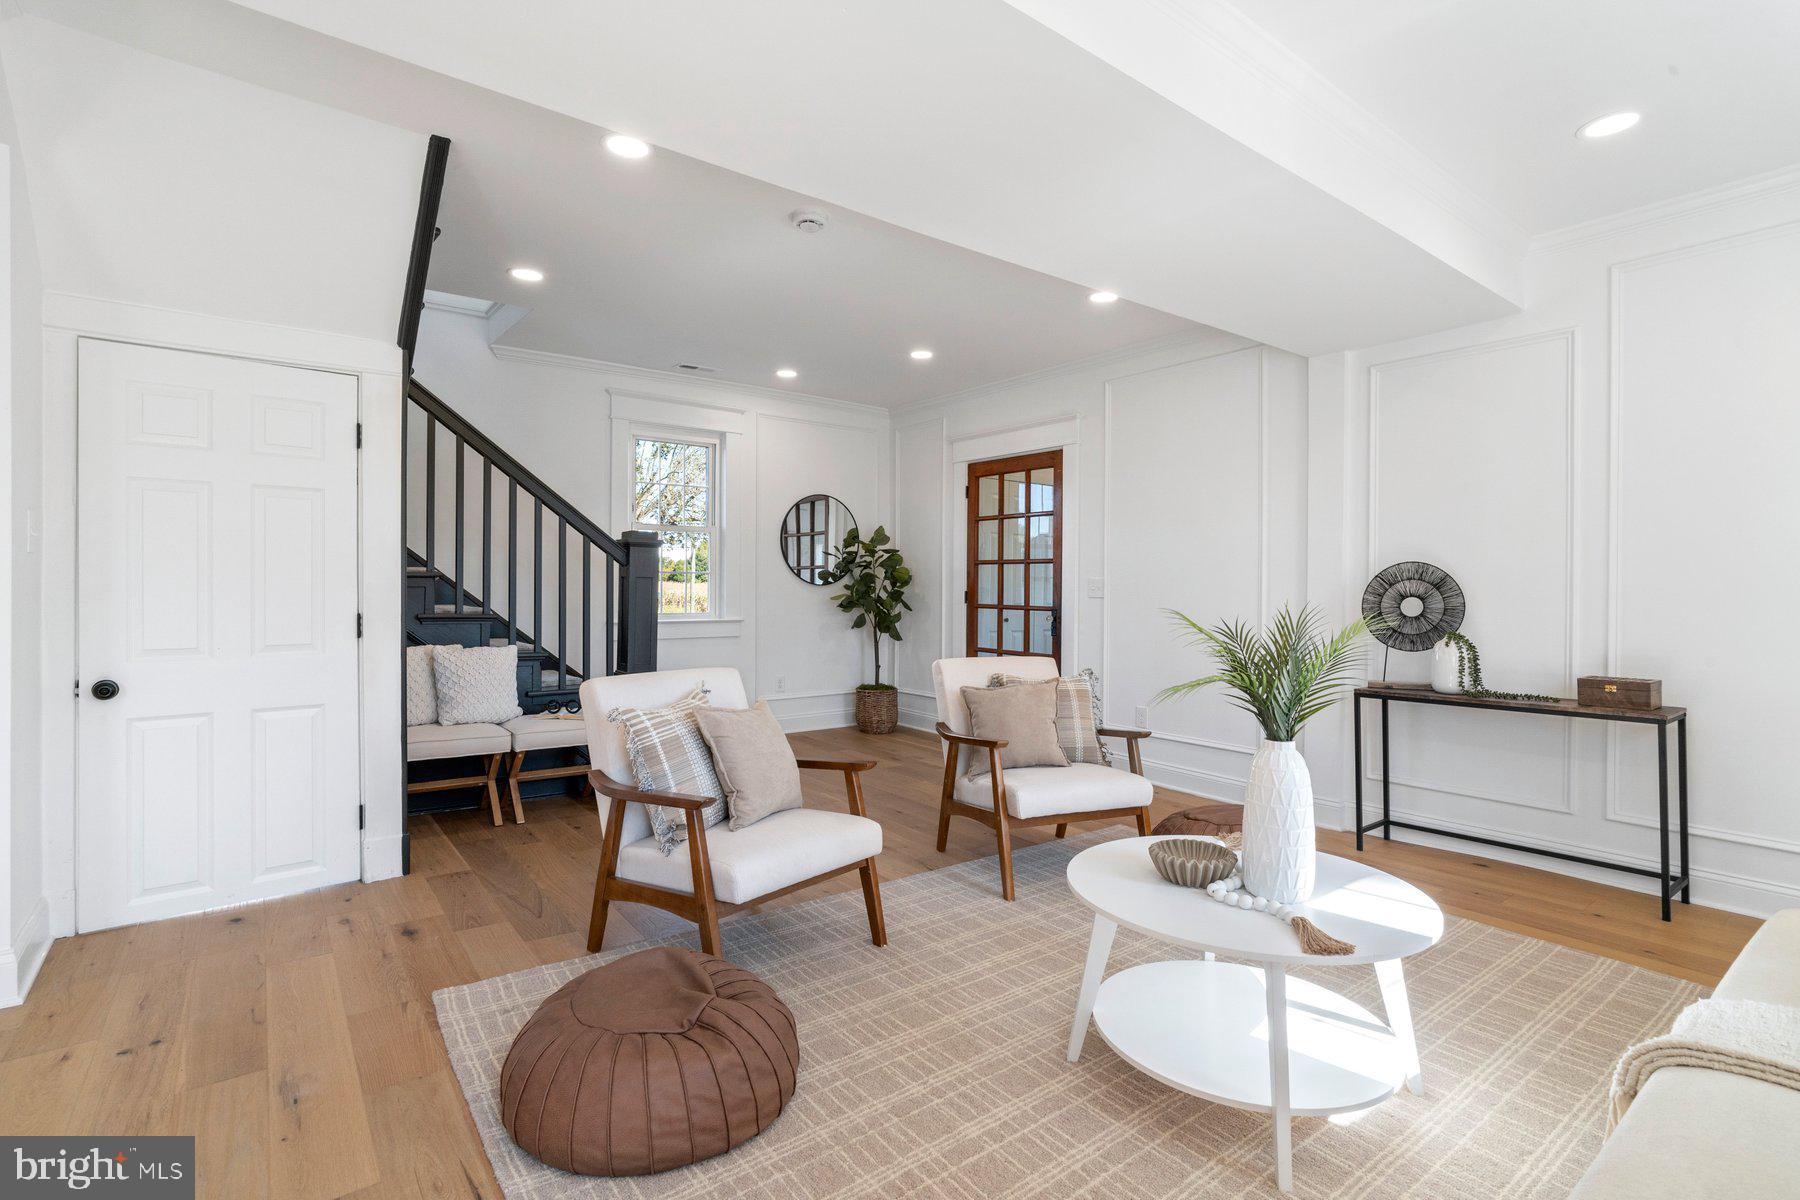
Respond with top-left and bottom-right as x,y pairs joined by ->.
1086,577 -> 1104,598
775,675 -> 787,693
1134,705 -> 1149,727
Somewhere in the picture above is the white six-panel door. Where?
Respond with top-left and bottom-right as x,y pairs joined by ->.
76,339 -> 362,932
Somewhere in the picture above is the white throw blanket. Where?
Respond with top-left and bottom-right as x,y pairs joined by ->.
1609,998 -> 1800,1131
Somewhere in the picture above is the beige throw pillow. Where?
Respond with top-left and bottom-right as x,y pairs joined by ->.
961,679 -> 1069,777
988,671 -> 1107,766
695,702 -> 804,831
607,688 -> 727,855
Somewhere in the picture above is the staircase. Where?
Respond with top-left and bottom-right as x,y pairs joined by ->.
405,379 -> 660,715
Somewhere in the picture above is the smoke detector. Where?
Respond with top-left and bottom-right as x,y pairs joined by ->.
789,208 -> 829,233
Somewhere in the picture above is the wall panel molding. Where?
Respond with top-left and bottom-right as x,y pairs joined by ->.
1364,328 -> 1579,816
1603,221 -> 1800,854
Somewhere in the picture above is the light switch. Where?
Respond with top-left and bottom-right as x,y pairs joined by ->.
1086,578 -> 1104,598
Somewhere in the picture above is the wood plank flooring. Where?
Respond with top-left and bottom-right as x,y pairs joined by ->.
2,726 -> 1762,1199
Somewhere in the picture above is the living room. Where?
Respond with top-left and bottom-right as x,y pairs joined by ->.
1,2 -> 1796,1198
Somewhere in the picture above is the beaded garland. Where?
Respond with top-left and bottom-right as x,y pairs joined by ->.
1203,872 -> 1357,956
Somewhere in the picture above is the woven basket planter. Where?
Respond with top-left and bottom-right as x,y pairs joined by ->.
854,686 -> 899,735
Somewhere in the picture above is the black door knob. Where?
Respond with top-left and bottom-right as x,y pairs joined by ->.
90,679 -> 121,701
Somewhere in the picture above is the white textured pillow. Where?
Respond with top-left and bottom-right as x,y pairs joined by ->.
405,645 -> 438,726
431,644 -> 522,726
607,687 -> 727,855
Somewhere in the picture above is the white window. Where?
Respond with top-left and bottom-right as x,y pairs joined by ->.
632,433 -> 720,618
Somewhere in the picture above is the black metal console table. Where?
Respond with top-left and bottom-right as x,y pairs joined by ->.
1352,683 -> 1691,920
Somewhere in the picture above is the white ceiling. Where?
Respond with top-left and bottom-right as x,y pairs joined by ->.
30,0 -> 1200,408
218,0 -> 1529,356
1229,0 -> 1800,233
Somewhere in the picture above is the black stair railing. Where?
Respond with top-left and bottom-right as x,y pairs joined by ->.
406,378 -> 659,680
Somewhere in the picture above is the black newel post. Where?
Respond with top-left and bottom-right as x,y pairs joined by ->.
619,530 -> 661,674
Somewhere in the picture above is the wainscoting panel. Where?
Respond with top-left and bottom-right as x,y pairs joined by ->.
1606,223 -> 1800,855
1363,330 -> 1576,819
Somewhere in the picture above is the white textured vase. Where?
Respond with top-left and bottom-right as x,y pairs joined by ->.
1430,640 -> 1464,694
1242,739 -> 1316,903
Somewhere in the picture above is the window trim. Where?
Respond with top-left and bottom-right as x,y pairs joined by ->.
629,427 -> 724,622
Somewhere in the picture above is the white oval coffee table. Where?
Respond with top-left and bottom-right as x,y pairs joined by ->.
1066,836 -> 1444,1193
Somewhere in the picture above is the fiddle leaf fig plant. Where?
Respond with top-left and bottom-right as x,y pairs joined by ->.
819,525 -> 911,689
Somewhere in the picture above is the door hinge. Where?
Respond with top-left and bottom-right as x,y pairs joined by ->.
355,421 -> 363,449
963,485 -> 969,498
356,613 -> 363,638
358,803 -> 365,830
963,590 -> 969,604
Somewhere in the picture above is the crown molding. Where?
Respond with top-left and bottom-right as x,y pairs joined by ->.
891,329 -> 1255,422
487,342 -> 889,419
1530,163 -> 1800,253
421,289 -> 498,317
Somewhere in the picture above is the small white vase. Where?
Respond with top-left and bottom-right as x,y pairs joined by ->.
1242,739 -> 1316,903
1430,640 -> 1464,694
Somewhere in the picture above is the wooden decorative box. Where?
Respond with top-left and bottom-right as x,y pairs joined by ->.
1577,676 -> 1663,710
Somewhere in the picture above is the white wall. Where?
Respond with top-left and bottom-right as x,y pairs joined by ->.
891,330 -> 1323,814
1302,170 -> 1800,917
0,42 -> 46,1005
0,16 -> 422,979
411,307 -> 891,729
2,16 -> 419,341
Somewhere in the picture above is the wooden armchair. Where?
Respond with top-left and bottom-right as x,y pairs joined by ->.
932,657 -> 1153,900
579,668 -> 887,955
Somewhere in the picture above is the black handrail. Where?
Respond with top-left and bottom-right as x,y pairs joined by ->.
409,378 -> 628,566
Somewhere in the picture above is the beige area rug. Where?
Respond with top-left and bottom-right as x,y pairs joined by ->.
434,829 -> 1701,1199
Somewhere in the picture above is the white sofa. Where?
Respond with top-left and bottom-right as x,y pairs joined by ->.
1571,908 -> 1800,1199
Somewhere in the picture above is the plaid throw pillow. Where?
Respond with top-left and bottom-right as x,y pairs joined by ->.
987,670 -> 1110,767
607,687 -> 727,855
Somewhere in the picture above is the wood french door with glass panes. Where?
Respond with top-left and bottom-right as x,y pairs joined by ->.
966,450 -> 1062,660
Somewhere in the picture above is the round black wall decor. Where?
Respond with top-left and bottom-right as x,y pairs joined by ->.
1361,561 -> 1465,652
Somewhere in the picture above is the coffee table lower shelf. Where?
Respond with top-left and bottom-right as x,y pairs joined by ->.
1092,960 -> 1406,1117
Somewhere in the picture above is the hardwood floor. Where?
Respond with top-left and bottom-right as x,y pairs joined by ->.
1,726 -> 1762,1199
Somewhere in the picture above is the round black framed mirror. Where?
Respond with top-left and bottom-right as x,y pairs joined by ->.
779,494 -> 856,585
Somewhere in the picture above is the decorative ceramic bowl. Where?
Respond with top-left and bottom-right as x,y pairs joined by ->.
1148,837 -> 1238,890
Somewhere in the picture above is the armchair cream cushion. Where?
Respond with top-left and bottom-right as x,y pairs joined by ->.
955,762 -> 1153,819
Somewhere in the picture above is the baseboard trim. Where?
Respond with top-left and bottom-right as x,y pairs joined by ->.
362,833 -> 406,883
0,896 -> 52,1008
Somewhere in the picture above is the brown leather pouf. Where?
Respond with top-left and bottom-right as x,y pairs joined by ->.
499,947 -> 798,1176
1152,802 -> 1245,844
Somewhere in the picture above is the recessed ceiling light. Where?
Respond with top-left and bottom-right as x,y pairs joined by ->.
1578,111 -> 1640,140
509,266 -> 544,282
775,368 -> 798,380
604,134 -> 652,159
910,348 -> 934,361
1089,290 -> 1119,304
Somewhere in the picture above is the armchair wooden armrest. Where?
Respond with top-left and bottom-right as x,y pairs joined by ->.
795,758 -> 877,818
1093,728 -> 1149,775
935,721 -> 1007,749
795,758 -> 877,773
587,770 -> 713,811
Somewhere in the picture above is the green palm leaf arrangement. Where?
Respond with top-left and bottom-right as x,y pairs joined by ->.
1155,605 -> 1373,743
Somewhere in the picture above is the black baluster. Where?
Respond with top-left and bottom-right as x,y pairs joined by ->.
582,544 -> 591,681
423,413 -> 436,569
534,500 -> 543,663
481,460 -> 492,613
605,557 -> 616,677
557,516 -> 568,691
453,436 -> 465,613
507,481 -> 518,645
